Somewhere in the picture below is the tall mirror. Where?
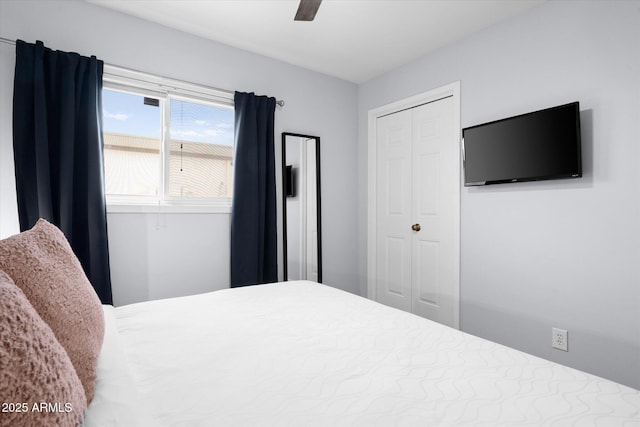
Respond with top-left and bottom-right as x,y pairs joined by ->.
282,133 -> 322,283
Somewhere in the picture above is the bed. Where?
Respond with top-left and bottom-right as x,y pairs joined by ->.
1,220 -> 639,426
82,280 -> 640,426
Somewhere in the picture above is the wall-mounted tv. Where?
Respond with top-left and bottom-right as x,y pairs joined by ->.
285,165 -> 295,197
462,102 -> 582,186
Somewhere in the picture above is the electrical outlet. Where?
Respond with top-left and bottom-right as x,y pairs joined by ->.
552,328 -> 568,351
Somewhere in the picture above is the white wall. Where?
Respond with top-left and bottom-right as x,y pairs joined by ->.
0,0 -> 359,304
0,40 -> 19,239
358,1 -> 640,388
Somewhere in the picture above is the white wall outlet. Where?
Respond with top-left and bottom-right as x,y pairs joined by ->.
552,327 -> 568,351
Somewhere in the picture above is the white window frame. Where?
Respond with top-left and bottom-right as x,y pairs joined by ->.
102,65 -> 235,214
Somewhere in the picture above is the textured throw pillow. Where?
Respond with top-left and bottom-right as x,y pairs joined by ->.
0,219 -> 105,403
0,270 -> 87,426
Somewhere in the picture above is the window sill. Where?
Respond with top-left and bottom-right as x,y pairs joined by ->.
106,202 -> 231,214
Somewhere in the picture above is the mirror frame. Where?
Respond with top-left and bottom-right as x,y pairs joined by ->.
281,132 -> 322,283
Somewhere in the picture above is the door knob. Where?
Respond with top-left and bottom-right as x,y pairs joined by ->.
411,224 -> 421,232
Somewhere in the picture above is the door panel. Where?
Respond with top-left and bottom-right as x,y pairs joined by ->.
386,237 -> 408,296
375,110 -> 412,312
417,153 -> 439,216
386,158 -> 405,215
415,240 -> 439,306
411,97 -> 456,326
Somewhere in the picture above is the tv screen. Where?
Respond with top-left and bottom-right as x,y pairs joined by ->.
462,102 -> 582,186
285,165 -> 295,197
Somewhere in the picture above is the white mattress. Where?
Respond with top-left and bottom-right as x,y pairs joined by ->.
85,281 -> 639,426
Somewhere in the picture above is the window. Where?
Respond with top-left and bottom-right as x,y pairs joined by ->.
168,98 -> 234,198
102,66 -> 234,212
103,89 -> 162,198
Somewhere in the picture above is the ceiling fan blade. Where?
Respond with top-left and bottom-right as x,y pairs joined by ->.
294,0 -> 322,21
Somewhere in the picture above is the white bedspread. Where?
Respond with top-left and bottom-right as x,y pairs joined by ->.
88,281 -> 639,426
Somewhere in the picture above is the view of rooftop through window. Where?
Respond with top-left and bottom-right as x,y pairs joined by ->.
102,88 -> 235,200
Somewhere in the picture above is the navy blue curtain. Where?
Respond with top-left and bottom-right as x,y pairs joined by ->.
12,40 -> 112,304
230,92 -> 277,287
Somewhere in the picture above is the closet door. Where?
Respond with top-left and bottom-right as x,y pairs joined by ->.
373,93 -> 459,329
375,109 -> 412,312
411,97 -> 457,326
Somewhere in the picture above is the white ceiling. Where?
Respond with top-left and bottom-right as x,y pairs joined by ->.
88,0 -> 545,84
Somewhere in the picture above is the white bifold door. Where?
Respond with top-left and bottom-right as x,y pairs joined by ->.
374,94 -> 459,328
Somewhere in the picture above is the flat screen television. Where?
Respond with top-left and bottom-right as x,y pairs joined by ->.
462,102 -> 582,186
285,165 -> 295,197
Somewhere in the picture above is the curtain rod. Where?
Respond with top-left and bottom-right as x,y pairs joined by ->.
0,36 -> 284,107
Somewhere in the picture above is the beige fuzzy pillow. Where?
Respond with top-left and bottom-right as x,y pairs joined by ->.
0,219 -> 105,403
0,270 -> 87,426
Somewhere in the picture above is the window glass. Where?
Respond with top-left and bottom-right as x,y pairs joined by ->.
168,99 -> 234,198
102,89 -> 162,197
102,82 -> 235,207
